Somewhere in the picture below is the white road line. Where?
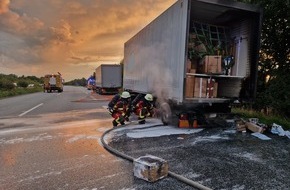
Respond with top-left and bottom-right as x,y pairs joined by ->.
90,95 -> 97,100
18,103 -> 44,117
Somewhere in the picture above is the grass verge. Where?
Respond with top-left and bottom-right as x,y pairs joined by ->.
0,87 -> 43,99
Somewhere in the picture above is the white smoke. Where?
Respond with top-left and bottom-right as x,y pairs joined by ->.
127,41 -> 173,121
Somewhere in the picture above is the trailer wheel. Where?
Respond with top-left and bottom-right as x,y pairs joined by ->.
159,102 -> 172,125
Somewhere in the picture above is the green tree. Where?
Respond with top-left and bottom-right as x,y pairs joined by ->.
237,0 -> 290,117
64,78 -> 87,86
26,75 -> 43,83
18,80 -> 29,88
0,78 -> 15,90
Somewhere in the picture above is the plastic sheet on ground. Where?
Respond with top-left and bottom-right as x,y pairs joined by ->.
271,123 -> 286,136
251,132 -> 271,140
270,123 -> 290,139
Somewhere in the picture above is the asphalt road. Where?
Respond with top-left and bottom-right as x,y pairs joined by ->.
0,86 -> 104,118
0,86 -> 195,190
1,86 -> 290,190
0,86 -> 137,190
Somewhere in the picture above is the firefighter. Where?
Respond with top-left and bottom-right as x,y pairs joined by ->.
108,91 -> 131,127
133,93 -> 155,124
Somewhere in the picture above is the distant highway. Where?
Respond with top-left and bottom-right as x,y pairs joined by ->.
0,86 -> 101,118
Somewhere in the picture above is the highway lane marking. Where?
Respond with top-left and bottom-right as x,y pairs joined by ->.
90,95 -> 97,100
18,103 -> 44,117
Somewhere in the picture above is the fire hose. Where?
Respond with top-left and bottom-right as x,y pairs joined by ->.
100,123 -> 212,190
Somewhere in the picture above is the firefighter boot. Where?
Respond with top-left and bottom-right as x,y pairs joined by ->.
112,120 -> 118,127
138,119 -> 146,124
119,115 -> 125,125
120,119 -> 125,125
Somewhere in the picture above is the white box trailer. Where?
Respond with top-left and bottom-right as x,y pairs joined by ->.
95,64 -> 122,94
123,0 -> 262,125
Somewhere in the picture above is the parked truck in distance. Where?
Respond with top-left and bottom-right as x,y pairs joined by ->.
95,64 -> 122,94
123,0 -> 262,126
43,74 -> 63,93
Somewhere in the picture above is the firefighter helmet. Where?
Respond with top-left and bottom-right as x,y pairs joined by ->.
145,94 -> 153,101
121,91 -> 131,99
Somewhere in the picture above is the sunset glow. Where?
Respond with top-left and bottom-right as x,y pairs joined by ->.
0,0 -> 176,80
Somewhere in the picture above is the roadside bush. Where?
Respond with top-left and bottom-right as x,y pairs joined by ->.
0,74 -> 43,99
17,80 -> 29,88
0,79 -> 15,90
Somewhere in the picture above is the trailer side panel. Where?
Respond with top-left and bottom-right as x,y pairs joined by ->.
123,0 -> 189,103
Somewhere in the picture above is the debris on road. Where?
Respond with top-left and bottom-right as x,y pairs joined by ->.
234,117 -> 290,140
133,155 -> 168,182
245,122 -> 265,133
251,132 -> 271,140
271,123 -> 290,139
236,119 -> 246,132
235,117 -> 269,134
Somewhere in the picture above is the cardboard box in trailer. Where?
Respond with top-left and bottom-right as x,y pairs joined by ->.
95,64 -> 122,94
123,0 -> 262,125
43,74 -> 63,93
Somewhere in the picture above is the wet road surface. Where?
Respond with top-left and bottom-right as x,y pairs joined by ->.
1,87 -> 290,189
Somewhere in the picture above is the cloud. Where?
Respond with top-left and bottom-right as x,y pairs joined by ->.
0,0 -> 176,80
0,0 -> 9,14
0,1 -> 44,35
49,20 -> 74,44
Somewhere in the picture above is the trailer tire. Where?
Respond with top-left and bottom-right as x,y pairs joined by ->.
159,102 -> 172,125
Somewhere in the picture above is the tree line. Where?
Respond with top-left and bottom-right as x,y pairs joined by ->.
0,74 -> 43,90
0,74 -> 89,90
236,0 -> 290,118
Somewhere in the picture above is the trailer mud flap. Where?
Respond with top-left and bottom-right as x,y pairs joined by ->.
159,102 -> 172,125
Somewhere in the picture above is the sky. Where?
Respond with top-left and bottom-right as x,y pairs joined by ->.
0,0 -> 176,81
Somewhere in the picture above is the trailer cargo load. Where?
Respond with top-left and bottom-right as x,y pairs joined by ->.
95,64 -> 122,94
123,0 -> 262,125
